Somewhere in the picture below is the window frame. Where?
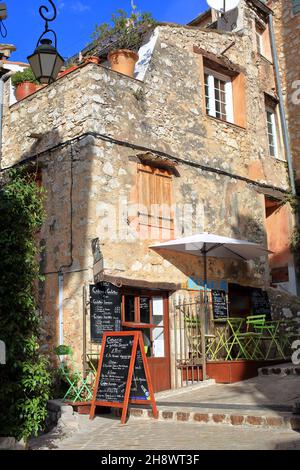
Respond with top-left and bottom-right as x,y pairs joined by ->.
121,290 -> 168,358
204,67 -> 234,124
255,24 -> 264,56
136,163 -> 175,241
266,107 -> 279,158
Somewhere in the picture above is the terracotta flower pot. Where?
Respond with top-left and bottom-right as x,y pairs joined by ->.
15,82 -> 39,101
108,49 -> 139,78
84,56 -> 100,65
58,65 -> 78,78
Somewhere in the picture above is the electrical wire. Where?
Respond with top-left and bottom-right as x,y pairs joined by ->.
0,130 -> 290,196
0,20 -> 7,38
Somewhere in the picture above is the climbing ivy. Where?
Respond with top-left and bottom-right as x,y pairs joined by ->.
0,168 -> 51,441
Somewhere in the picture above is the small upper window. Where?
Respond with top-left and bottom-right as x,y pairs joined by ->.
255,22 -> 272,61
204,69 -> 233,123
256,24 -> 264,55
266,108 -> 279,158
292,0 -> 300,15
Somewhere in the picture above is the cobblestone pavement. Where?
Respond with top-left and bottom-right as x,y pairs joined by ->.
157,375 -> 300,408
31,415 -> 300,450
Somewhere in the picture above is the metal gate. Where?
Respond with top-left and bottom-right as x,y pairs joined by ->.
170,292 -> 207,389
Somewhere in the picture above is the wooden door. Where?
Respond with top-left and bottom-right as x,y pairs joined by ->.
122,291 -> 171,393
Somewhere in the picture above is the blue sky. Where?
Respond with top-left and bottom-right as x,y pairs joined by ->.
4,0 -> 207,63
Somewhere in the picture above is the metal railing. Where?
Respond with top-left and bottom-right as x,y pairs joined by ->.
170,292 -> 207,388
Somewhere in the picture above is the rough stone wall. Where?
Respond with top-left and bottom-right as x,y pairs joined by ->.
1,10 -> 298,367
267,0 -> 300,185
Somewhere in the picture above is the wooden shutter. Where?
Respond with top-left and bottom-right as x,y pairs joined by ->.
232,72 -> 246,128
137,164 -> 174,240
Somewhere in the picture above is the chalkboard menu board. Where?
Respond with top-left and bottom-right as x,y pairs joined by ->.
90,283 -> 122,343
130,346 -> 150,401
96,335 -> 134,403
90,331 -> 157,424
251,288 -> 272,320
211,290 -> 228,320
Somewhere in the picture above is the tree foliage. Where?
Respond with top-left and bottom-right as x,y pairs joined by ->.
92,6 -> 156,52
0,168 -> 51,440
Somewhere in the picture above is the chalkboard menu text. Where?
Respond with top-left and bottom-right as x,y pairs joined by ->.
90,331 -> 157,424
211,290 -> 228,320
90,283 -> 121,343
251,288 -> 272,320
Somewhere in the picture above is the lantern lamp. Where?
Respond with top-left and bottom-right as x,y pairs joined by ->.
28,1 -> 64,84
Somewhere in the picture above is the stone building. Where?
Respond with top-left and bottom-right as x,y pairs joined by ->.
1,0 -> 299,391
266,0 -> 300,191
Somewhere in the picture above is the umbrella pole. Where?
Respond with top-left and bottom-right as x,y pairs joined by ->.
203,247 -> 209,335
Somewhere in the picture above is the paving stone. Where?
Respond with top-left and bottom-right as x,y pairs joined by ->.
30,416 -> 300,450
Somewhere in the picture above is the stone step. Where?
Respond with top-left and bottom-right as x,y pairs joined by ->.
258,363 -> 300,377
128,406 -> 300,431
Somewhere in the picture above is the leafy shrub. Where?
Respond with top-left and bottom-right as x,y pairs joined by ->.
92,7 -> 156,52
11,68 -> 40,86
0,168 -> 51,441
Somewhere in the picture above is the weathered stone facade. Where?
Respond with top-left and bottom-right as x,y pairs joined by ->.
267,0 -> 300,187
1,1 -> 299,376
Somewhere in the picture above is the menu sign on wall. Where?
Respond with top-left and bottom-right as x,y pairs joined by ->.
89,283 -> 121,343
211,290 -> 228,320
251,288 -> 272,320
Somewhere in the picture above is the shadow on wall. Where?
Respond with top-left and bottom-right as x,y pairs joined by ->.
16,128 -> 95,370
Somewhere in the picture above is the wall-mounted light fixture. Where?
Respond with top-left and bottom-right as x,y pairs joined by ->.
28,1 -> 64,84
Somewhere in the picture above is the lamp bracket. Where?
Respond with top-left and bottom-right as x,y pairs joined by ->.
37,1 -> 58,46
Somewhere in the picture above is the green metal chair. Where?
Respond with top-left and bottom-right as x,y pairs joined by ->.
225,317 -> 256,360
243,315 -> 266,360
55,345 -> 93,403
254,320 -> 285,360
210,319 -> 231,360
184,315 -> 216,360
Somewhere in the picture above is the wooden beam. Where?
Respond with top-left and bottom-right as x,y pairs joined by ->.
95,272 -> 180,292
193,45 -> 244,76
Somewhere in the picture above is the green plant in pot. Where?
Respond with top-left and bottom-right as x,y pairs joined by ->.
11,67 -> 42,101
92,3 -> 156,77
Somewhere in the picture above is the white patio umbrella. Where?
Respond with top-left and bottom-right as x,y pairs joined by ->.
150,232 -> 271,331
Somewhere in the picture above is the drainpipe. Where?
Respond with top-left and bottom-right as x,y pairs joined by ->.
58,272 -> 64,346
268,14 -> 296,196
269,13 -> 300,296
0,69 -> 13,162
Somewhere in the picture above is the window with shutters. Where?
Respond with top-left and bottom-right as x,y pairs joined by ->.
204,69 -> 233,123
202,61 -> 246,127
255,22 -> 272,61
136,163 -> 174,240
292,0 -> 300,15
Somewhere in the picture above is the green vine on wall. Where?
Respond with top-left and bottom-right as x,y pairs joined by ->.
0,168 -> 51,441
283,192 -> 300,274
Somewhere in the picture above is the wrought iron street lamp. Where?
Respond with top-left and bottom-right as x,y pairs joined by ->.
28,1 -> 64,84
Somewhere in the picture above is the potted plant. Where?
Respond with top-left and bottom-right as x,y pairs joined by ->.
92,5 -> 156,78
11,68 -> 41,101
58,62 -> 78,78
83,55 -> 100,65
